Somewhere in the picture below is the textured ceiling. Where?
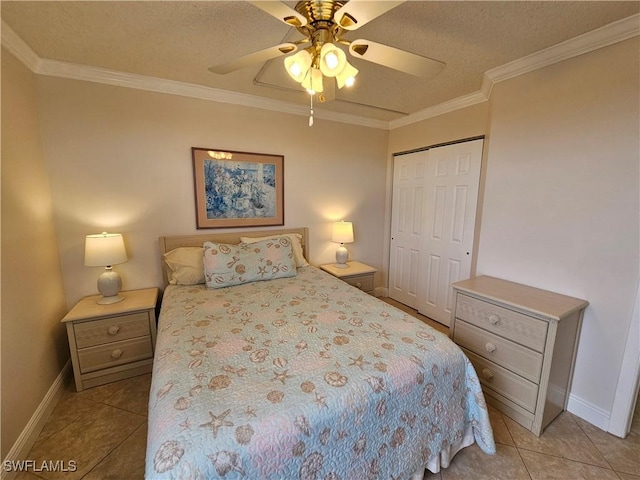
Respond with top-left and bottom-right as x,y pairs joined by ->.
2,1 -> 639,122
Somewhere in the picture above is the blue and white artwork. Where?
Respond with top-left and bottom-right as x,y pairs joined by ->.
203,159 -> 277,219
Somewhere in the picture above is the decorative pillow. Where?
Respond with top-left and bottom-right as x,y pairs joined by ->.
203,238 -> 296,289
163,247 -> 205,285
240,233 -> 309,268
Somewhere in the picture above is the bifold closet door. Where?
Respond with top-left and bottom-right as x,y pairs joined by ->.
390,139 -> 483,325
389,150 -> 429,308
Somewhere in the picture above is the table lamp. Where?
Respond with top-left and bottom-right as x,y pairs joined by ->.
332,221 -> 354,268
84,232 -> 128,304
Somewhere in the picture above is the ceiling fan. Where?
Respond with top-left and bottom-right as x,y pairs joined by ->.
209,0 -> 445,101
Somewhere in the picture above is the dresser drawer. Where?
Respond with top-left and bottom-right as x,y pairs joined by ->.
456,294 -> 548,352
464,348 -> 539,413
343,274 -> 374,292
454,320 -> 543,383
74,312 -> 151,349
78,336 -> 153,373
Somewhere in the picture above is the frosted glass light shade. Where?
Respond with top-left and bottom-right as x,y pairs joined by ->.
284,50 -> 312,83
332,221 -> 354,244
301,67 -> 324,94
336,62 -> 359,89
319,43 -> 347,77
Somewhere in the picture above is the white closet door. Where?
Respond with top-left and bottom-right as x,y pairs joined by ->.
389,150 -> 429,308
416,139 -> 483,325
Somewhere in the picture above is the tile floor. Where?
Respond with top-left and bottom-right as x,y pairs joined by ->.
15,299 -> 639,480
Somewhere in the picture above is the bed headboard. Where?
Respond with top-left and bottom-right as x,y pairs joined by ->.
159,227 -> 309,287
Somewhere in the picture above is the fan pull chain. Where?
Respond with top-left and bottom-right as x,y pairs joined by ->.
309,94 -> 314,127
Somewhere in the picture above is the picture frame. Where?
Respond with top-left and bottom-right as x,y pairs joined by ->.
192,147 -> 284,229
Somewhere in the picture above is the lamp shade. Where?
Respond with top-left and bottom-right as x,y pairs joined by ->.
336,61 -> 358,89
284,50 -> 312,83
319,43 -> 347,77
332,221 -> 354,244
84,232 -> 128,267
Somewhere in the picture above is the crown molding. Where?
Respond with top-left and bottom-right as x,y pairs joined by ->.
391,13 -> 640,130
3,13 -> 638,131
1,20 -> 40,72
36,58 -> 386,129
483,13 -> 640,96
388,90 -> 488,130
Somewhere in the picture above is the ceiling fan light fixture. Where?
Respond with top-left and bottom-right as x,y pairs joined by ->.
301,67 -> 324,94
336,61 -> 358,89
284,50 -> 312,83
319,43 -> 346,77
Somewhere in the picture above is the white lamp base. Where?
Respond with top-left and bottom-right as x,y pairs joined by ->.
335,244 -> 349,268
97,295 -> 125,305
96,267 -> 124,304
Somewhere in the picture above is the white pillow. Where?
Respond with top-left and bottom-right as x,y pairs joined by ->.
240,233 -> 309,268
163,247 -> 205,285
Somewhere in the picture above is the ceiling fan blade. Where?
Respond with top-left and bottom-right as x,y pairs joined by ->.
209,43 -> 298,74
334,0 -> 404,31
249,1 -> 307,28
349,39 -> 445,78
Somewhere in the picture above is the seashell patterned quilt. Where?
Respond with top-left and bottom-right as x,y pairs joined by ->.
145,266 -> 495,479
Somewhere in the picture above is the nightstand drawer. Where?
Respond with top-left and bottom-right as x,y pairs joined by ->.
456,294 -> 548,352
464,348 -> 539,413
343,274 -> 374,292
78,336 -> 153,373
453,320 -> 543,383
74,312 -> 151,349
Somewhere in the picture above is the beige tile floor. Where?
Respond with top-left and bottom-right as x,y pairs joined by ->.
16,299 -> 639,480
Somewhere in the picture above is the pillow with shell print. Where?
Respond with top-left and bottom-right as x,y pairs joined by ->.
203,238 -> 296,289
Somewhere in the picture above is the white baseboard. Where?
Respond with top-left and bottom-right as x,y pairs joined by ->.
375,287 -> 389,298
566,392 -> 610,432
1,361 -> 71,480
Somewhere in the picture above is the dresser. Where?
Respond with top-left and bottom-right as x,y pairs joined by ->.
62,288 -> 159,391
319,261 -> 377,295
449,276 -> 588,436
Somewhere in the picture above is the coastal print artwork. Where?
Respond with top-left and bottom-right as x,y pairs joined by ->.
192,148 -> 284,228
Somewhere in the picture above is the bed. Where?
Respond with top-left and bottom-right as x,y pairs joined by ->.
145,228 -> 495,479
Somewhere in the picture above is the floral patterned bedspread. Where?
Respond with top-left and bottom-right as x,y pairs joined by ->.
146,267 -> 495,479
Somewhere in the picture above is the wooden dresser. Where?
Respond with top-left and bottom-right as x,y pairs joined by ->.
449,276 -> 588,436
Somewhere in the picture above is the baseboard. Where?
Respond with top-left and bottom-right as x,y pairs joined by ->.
375,287 -> 389,298
566,392 -> 610,432
1,360 -> 71,480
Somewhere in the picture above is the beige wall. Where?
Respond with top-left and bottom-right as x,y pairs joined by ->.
477,37 -> 639,415
35,77 -> 390,308
384,38 -> 639,426
1,49 -> 69,458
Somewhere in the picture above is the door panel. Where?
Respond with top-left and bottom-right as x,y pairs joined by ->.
417,139 -> 483,325
389,151 -> 429,307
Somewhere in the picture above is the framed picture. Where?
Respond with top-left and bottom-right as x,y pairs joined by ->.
192,148 -> 284,229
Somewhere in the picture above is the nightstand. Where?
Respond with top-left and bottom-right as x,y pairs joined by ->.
62,288 -> 159,391
320,261 -> 377,295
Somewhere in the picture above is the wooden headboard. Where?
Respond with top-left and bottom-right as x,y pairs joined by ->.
159,227 -> 309,287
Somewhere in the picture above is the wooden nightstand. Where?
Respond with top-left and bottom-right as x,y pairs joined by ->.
62,288 -> 159,391
320,261 -> 377,295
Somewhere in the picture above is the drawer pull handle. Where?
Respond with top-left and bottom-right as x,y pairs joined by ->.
355,282 -> 362,289
485,342 -> 497,353
107,325 -> 121,336
482,368 -> 494,380
488,313 -> 501,325
111,349 -> 123,359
